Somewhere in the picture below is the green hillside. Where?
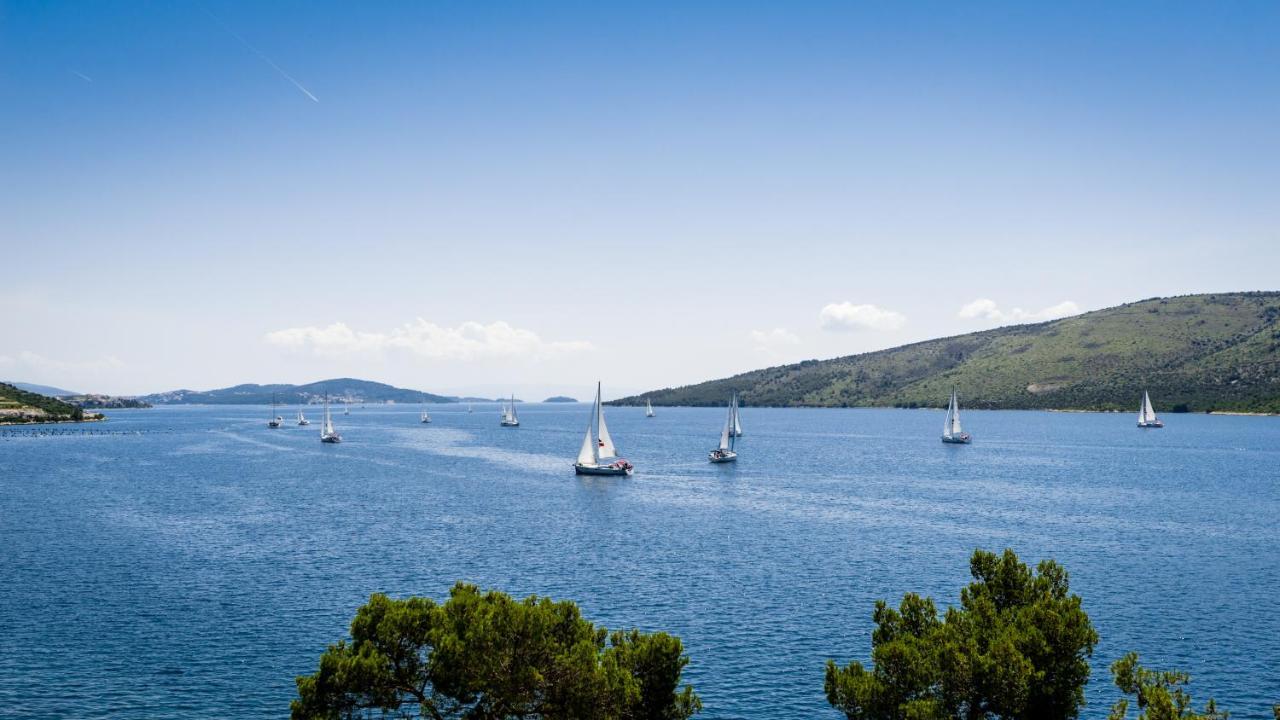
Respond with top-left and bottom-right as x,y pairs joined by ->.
613,292 -> 1280,414
0,382 -> 99,423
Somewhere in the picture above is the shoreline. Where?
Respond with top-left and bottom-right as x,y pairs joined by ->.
608,404 -> 1279,416
0,415 -> 106,427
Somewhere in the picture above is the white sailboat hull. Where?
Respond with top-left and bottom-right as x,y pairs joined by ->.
1137,420 -> 1164,428
941,433 -> 972,444
708,450 -> 737,463
574,462 -> 632,476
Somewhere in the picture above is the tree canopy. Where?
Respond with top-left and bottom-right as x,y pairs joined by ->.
1107,653 -> 1229,720
824,548 -> 1099,720
292,582 -> 701,720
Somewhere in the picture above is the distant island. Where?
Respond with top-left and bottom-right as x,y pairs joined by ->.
140,378 -> 457,406
136,378 -> 525,406
0,382 -> 104,424
611,292 -> 1280,414
543,396 -> 578,403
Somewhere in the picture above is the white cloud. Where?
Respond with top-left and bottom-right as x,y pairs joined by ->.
0,351 -> 124,374
819,302 -> 907,332
750,328 -> 800,346
264,319 -> 594,361
957,299 -> 1080,324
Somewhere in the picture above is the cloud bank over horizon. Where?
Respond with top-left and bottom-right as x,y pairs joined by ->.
264,319 -> 595,361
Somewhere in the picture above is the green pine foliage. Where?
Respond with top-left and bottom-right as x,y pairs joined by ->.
1107,653 -> 1229,720
824,549 -> 1098,720
292,582 -> 700,720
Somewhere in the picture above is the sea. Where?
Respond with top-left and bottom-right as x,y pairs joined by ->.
1,403 -> 1277,718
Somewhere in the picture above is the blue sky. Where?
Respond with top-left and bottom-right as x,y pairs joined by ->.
2,1 -> 1277,397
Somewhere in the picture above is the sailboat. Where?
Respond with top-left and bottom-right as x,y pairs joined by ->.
320,395 -> 342,443
343,400 -> 350,416
941,389 -> 972,444
297,408 -> 310,426
709,393 -> 739,463
500,394 -> 520,427
268,393 -> 283,428
729,394 -> 743,437
645,398 -> 655,418
420,395 -> 432,424
575,382 -> 633,475
468,404 -> 473,414
1137,390 -> 1164,428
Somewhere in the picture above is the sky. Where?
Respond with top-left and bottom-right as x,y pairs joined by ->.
1,1 -> 1277,399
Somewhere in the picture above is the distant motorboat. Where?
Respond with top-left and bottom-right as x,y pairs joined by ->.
645,398 -> 655,418
709,393 -> 739,463
574,382 -> 633,476
268,393 -> 283,428
500,394 -> 519,427
1137,390 -> 1164,428
297,409 -> 310,426
941,389 -> 972,444
320,395 -> 342,443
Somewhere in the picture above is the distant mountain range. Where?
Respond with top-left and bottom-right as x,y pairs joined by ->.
138,378 -> 515,405
140,378 -> 450,405
7,381 -> 80,397
612,292 -> 1280,414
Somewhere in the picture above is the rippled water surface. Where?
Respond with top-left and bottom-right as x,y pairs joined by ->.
2,404 -> 1278,718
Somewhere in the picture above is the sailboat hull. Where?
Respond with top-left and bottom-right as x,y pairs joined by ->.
1137,421 -> 1164,428
500,420 -> 519,427
321,435 -> 341,444
941,433 -> 972,444
574,463 -> 631,476
708,450 -> 737,463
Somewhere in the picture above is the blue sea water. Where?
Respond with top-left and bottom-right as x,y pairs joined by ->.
1,404 -> 1277,718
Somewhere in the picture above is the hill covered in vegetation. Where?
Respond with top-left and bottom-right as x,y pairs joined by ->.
139,378 -> 456,405
613,292 -> 1280,413
0,382 -> 101,423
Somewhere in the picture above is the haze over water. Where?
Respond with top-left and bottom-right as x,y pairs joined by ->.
2,404 -> 1278,718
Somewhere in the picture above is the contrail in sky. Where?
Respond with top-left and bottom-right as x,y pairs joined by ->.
201,5 -> 319,103
70,70 -> 93,82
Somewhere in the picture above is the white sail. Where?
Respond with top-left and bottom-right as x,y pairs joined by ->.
511,395 -> 518,422
719,403 -> 732,451
1140,391 -> 1158,424
645,398 -> 654,417
576,421 -> 597,465
950,391 -> 963,435
596,382 -> 616,459
732,394 -> 743,436
322,397 -> 334,437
